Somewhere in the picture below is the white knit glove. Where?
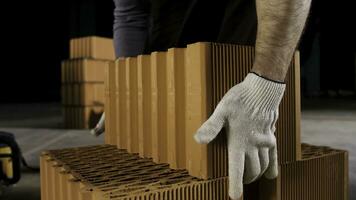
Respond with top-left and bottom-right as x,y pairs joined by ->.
90,113 -> 105,137
194,73 -> 285,199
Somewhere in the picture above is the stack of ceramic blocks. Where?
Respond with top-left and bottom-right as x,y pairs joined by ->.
61,36 -> 115,129
42,42 -> 348,200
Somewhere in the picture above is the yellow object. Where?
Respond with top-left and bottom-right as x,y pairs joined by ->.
0,146 -> 13,178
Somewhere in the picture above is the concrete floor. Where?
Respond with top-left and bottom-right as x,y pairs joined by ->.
0,100 -> 355,200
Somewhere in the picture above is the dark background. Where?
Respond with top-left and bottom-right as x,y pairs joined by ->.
0,0 -> 114,103
0,0 -> 355,103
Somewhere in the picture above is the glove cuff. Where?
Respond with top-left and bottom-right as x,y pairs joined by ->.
239,73 -> 286,113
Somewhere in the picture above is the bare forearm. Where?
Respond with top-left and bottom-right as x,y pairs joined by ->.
252,0 -> 312,81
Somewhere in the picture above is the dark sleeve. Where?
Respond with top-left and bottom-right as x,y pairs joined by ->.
113,0 -> 150,58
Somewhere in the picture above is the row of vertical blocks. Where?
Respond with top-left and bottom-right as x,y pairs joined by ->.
104,42 -> 302,179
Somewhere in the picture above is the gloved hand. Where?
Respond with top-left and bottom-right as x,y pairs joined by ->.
194,73 -> 285,199
90,113 -> 105,137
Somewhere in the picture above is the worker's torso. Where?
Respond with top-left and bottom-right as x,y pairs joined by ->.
148,0 -> 257,52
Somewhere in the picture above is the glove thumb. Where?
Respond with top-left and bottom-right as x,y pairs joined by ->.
194,103 -> 226,144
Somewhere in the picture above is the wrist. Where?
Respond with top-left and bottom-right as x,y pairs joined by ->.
239,73 -> 286,113
251,64 -> 287,82
250,72 -> 284,84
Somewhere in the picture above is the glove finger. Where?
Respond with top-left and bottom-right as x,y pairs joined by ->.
243,149 -> 261,184
259,148 -> 269,175
255,132 -> 276,149
194,101 -> 227,144
228,148 -> 245,200
91,113 -> 105,137
264,145 -> 278,179
90,127 -> 104,137
98,113 -> 105,128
